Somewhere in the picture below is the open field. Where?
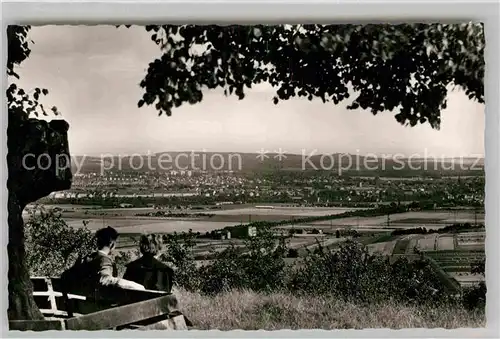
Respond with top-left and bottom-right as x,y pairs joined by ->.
417,234 -> 438,251
310,210 -> 484,229
405,237 -> 418,254
46,204 -> 367,217
367,240 -> 398,256
65,218 -> 231,234
437,236 -> 455,251
34,205 -> 373,228
393,238 -> 410,255
293,237 -> 347,251
426,249 -> 485,286
206,206 -> 367,217
448,273 -> 486,287
425,244 -> 485,287
175,288 -> 485,330
455,233 -> 484,250
385,232 -> 485,256
31,205 -> 484,237
363,230 -> 485,287
456,232 -> 485,248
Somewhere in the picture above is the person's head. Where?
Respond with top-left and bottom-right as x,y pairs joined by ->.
95,226 -> 119,253
139,233 -> 162,257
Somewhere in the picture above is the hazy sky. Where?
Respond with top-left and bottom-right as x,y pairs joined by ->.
14,25 -> 485,157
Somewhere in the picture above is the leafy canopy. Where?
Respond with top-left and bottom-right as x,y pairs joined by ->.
7,25 -> 59,119
139,23 -> 484,129
8,24 -> 485,129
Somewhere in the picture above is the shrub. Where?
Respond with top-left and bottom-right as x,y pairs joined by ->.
25,206 -> 136,278
24,205 -> 95,276
199,227 -> 288,294
113,250 -> 134,278
159,230 -> 203,291
462,282 -> 486,310
288,240 -> 448,305
471,259 -> 485,275
462,259 -> 486,310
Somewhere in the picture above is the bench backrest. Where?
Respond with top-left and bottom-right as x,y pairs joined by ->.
28,277 -> 186,330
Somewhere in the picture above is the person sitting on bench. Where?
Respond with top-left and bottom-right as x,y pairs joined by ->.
61,226 -> 145,298
123,233 -> 175,293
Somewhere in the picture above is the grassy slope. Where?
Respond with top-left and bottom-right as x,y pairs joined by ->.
175,288 -> 485,330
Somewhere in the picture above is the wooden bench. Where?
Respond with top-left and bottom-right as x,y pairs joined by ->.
9,277 -> 189,331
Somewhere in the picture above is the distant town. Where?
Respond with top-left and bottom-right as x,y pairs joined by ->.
40,153 -> 484,209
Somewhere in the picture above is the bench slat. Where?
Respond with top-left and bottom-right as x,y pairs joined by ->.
33,291 -> 87,300
65,294 -> 178,330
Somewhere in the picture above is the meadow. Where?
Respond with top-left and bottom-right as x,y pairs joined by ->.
176,288 -> 485,330
310,210 -> 483,230
44,205 -> 484,236
207,206 -> 367,217
38,205 -> 372,233
64,218 -> 231,234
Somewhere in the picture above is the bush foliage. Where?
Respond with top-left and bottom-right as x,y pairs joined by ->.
24,206 -> 485,310
24,206 -> 95,276
25,205 -> 134,277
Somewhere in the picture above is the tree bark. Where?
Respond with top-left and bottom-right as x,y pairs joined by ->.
8,194 -> 44,320
7,115 -> 72,321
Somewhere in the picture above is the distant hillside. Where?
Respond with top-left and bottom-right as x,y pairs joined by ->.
70,152 -> 484,176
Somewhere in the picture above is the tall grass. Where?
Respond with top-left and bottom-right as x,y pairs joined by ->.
175,288 -> 485,330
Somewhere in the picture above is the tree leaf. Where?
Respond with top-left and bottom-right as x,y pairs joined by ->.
137,23 -> 483,129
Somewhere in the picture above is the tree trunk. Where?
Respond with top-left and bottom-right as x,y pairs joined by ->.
8,194 -> 44,320
7,115 -> 72,322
